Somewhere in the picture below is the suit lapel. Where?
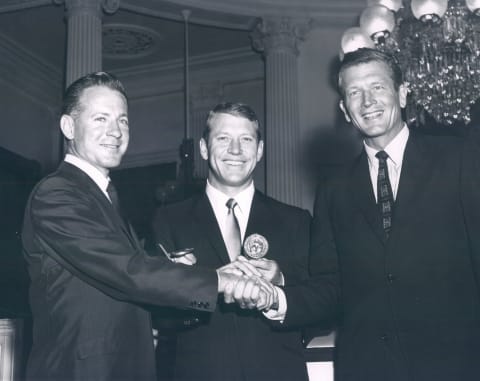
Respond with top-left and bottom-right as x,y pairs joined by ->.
59,162 -> 138,247
350,151 -> 387,244
193,194 -> 231,264
393,133 -> 429,230
245,192 -> 275,246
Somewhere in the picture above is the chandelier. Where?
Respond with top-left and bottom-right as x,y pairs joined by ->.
340,0 -> 480,126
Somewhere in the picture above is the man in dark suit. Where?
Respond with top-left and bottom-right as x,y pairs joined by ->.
21,73 -> 266,381
152,102 -> 310,381
259,48 -> 480,381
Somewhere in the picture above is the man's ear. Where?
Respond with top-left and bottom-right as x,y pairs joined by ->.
339,100 -> 351,123
398,83 -> 408,108
256,140 -> 264,162
60,115 -> 75,140
199,138 -> 208,161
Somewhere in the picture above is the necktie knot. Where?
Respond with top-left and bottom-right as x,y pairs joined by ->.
375,150 -> 389,162
226,198 -> 238,212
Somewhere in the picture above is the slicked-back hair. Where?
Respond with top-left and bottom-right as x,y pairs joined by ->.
61,71 -> 128,117
202,102 -> 262,143
338,48 -> 404,96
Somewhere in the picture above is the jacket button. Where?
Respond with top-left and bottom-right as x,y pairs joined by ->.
387,273 -> 396,282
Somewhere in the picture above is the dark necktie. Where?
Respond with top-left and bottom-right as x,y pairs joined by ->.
225,198 -> 241,261
107,181 -> 135,243
106,181 -> 121,213
376,150 -> 394,237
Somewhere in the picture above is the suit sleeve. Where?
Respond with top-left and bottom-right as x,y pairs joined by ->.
280,209 -> 311,285
281,182 -> 340,327
25,181 -> 218,312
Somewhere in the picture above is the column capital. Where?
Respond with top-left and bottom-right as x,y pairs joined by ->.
54,0 -> 120,17
251,16 -> 312,57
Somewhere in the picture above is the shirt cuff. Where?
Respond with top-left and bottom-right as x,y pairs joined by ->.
263,286 -> 286,321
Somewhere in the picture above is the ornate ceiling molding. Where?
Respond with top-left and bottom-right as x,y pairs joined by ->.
120,0 -> 257,30
103,23 -> 162,59
160,0 -> 362,25
0,0 -> 360,28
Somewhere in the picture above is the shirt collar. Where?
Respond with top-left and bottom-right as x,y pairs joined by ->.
205,180 -> 255,215
64,154 -> 110,194
364,124 -> 409,167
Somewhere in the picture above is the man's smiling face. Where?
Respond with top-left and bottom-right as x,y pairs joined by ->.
200,112 -> 263,196
339,60 -> 407,150
61,85 -> 129,176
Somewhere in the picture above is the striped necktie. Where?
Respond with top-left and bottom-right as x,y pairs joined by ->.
376,150 -> 394,237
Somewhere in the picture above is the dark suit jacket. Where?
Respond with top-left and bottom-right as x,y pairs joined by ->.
21,162 -> 218,381
152,191 -> 311,381
284,131 -> 480,381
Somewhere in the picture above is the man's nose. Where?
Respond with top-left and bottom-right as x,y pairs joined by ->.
228,139 -> 241,154
107,121 -> 122,138
362,90 -> 376,107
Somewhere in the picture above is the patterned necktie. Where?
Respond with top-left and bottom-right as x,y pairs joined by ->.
225,198 -> 241,261
106,181 -> 121,212
376,150 -> 394,237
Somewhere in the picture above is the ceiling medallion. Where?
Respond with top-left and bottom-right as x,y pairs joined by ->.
103,24 -> 162,59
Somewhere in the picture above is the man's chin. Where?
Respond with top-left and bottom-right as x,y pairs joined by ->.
103,157 -> 123,169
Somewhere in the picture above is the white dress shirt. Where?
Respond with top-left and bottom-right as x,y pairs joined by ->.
364,125 -> 409,201
205,180 -> 254,245
64,154 -> 112,202
205,180 -> 287,318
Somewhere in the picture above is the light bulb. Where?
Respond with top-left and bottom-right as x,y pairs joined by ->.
360,5 -> 395,39
466,0 -> 480,15
411,0 -> 448,20
340,27 -> 375,59
367,0 -> 403,12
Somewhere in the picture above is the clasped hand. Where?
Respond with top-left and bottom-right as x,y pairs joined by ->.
217,256 -> 280,311
161,246 -> 280,311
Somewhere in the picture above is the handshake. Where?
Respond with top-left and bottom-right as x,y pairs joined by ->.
216,256 -> 281,312
161,245 -> 281,312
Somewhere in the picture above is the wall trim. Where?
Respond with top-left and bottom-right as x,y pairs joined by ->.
116,46 -> 264,99
119,148 -> 179,169
0,32 -> 62,108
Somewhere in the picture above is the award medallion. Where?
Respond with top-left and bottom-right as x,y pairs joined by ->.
243,234 -> 269,259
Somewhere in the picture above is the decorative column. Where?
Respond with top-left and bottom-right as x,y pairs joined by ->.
56,0 -> 120,86
191,82 -> 224,179
251,17 -> 310,207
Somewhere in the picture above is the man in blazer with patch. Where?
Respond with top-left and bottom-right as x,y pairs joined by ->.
21,73 -> 252,381
152,102 -> 310,381
272,48 -> 480,381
